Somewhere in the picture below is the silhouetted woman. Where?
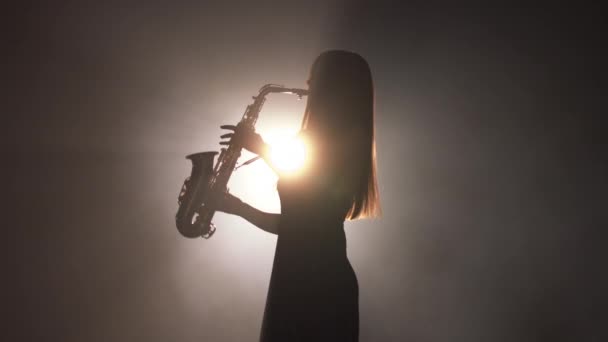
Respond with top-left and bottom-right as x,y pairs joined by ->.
217,50 -> 381,341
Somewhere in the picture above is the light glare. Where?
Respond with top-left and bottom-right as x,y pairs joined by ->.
270,137 -> 307,172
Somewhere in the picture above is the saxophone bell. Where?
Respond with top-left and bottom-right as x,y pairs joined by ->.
176,151 -> 218,238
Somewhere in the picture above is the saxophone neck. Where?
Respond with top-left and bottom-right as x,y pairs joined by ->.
258,83 -> 309,98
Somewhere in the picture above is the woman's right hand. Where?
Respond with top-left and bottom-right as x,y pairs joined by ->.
216,192 -> 245,216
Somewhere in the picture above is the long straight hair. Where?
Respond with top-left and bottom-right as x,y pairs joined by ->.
301,50 -> 381,220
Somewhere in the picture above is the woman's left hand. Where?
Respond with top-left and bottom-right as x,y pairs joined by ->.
220,124 -> 266,155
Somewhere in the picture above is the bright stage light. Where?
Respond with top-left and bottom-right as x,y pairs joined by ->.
269,136 -> 307,173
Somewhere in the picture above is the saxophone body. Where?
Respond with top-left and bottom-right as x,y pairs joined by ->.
176,84 -> 308,238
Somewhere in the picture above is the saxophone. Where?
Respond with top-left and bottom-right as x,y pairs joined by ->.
176,84 -> 308,238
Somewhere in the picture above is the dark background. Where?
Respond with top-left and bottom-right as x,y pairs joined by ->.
6,2 -> 606,341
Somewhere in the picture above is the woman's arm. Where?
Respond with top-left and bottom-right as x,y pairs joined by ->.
236,201 -> 280,235
217,192 -> 280,235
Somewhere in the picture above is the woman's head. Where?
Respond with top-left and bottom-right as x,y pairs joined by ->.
302,50 -> 381,220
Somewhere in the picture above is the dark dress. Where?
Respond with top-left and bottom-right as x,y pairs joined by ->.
260,132 -> 359,342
